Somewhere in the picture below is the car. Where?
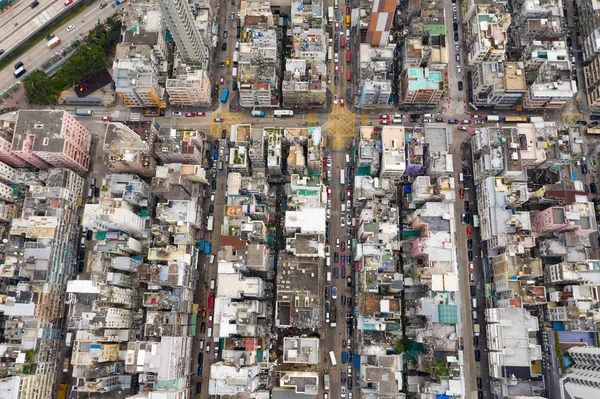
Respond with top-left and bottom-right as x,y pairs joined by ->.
467,239 -> 473,249
346,254 -> 351,263
474,350 -> 481,362
335,64 -> 339,74
461,120 -> 472,124
46,34 -> 55,41
458,81 -> 463,90
476,378 -> 482,389
341,386 -> 346,397
172,111 -> 182,116
341,371 -> 347,383
346,214 -> 351,225
454,32 -> 459,41
380,119 -> 391,125
473,336 -> 479,347
334,95 -> 338,104
348,297 -> 352,307
347,378 -> 352,390
214,118 -> 224,122
461,213 -> 469,224
222,43 -> 227,51
347,276 -> 352,287
334,252 -> 339,263
380,114 -> 391,119
589,121 -> 599,128
64,0 -> 73,5
340,98 -> 344,107
346,5 -> 350,14
333,267 -> 339,278
336,238 -> 340,248
466,226 -> 472,236
206,342 -> 211,353
423,118 -> 432,123
340,217 -> 346,227
459,188 -> 465,199
223,29 -> 228,38
197,365 -> 203,375
327,157 -> 332,167
325,246 -> 330,257
101,116 -> 112,121
335,10 -> 340,20
341,296 -> 346,307
220,76 -> 225,85
332,287 -> 338,299
468,251 -> 473,261
230,11 -> 235,20
435,117 -> 445,122
327,209 -> 331,219
345,199 -> 351,210
334,75 -> 339,85
470,130 -> 477,136
464,201 -> 470,212
341,242 -> 346,252
591,183 -> 597,193
99,2 -> 107,8
458,126 -> 468,131
327,187 -> 332,198
325,288 -> 330,300
186,112 -> 195,117
335,21 -> 340,30
346,190 -> 351,200
208,311 -> 214,323
209,204 -> 214,213
448,119 -> 459,124
196,383 -> 202,394
66,24 -> 75,32
211,179 -> 217,189
577,120 -> 588,125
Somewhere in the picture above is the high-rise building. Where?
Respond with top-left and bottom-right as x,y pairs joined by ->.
156,0 -> 207,64
561,347 -> 600,399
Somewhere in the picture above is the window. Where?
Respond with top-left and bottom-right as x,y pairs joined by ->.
42,138 -> 49,146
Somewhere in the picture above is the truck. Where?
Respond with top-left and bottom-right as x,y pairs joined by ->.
207,216 -> 214,231
330,304 -> 337,327
208,293 -> 215,309
328,26 -> 333,43
345,14 -> 350,27
204,241 -> 211,254
328,6 -> 334,23
75,109 -> 93,116
251,110 -> 265,117
341,351 -> 347,364
232,51 -> 239,65
324,373 -> 330,391
198,239 -> 205,253
47,36 -> 61,49
486,115 -> 501,122
232,66 -> 238,79
473,324 -> 480,336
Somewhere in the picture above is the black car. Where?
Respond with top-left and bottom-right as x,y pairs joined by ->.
325,300 -> 330,311
448,119 -> 459,124
591,183 -> 597,193
341,266 -> 346,278
464,201 -> 470,212
325,287 -> 330,299
347,325 -> 352,335
222,42 -> 227,51
591,115 -> 600,120
468,251 -> 473,261
453,22 -> 458,31
196,382 -> 202,393
435,117 -> 445,122
567,37 -> 572,46
348,350 -> 353,363
473,336 -> 479,347
200,322 -> 206,333
476,378 -> 482,389
209,204 -> 214,213
582,163 -> 588,174
347,377 -> 352,390
341,372 -> 347,384
198,352 -> 204,363
477,391 -> 483,399
577,120 -> 588,125
589,121 -> 599,128
335,75 -> 339,85
410,118 -> 419,123
470,285 -> 476,296
14,61 -> 23,70
348,297 -> 352,307
454,32 -> 459,41
334,252 -> 339,263
232,81 -> 238,91
211,180 -> 217,189
341,295 -> 346,307
410,113 -> 420,119
86,229 -> 93,240
458,81 -> 463,90
346,255 -> 351,263
474,350 -> 481,361
333,267 -> 339,278
467,239 -> 473,249
78,261 -> 84,273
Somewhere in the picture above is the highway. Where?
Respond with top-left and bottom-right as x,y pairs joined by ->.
0,0 -> 119,95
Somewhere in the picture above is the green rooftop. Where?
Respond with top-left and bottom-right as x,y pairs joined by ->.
438,304 -> 459,324
478,14 -> 494,23
424,24 -> 446,35
407,68 -> 443,91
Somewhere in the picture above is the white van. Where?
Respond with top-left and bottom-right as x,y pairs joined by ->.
210,279 -> 216,289
209,254 -> 215,264
66,333 -> 73,347
472,298 -> 477,309
326,272 -> 331,283
459,173 -> 464,183
345,154 -> 350,163
472,311 -> 478,322
326,257 -> 331,268
199,339 -> 205,349
211,193 -> 215,202
208,327 -> 213,337
341,204 -> 346,212
235,41 -> 240,50
80,237 -> 86,248
392,119 -> 403,124
424,113 -> 433,118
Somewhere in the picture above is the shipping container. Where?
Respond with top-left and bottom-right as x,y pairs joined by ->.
346,69 -> 351,81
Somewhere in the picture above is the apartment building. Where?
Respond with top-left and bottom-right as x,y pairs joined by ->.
401,67 -> 446,105
166,61 -> 212,106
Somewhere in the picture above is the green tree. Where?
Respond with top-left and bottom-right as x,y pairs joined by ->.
394,340 -> 405,354
22,71 -> 55,104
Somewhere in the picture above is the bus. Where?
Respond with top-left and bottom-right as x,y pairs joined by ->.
329,351 -> 337,366
220,89 -> 229,103
207,216 -> 214,231
14,67 -> 26,78
473,215 -> 480,228
346,51 -> 351,63
274,110 -> 294,117
504,115 -> 528,123
346,69 -> 351,81
328,46 -> 333,61
340,169 -> 345,185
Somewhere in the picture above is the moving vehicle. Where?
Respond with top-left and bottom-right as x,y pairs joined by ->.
329,351 -> 337,366
14,67 -> 26,78
75,109 -> 93,116
207,293 -> 215,309
47,37 -> 61,48
274,110 -> 294,117
220,89 -> 229,103
251,110 -> 265,117
346,69 -> 351,81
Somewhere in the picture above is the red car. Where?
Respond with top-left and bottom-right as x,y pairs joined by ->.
458,126 -> 468,131
340,98 -> 344,107
197,112 -> 206,116
467,227 -> 472,236
342,340 -> 346,347
335,64 -> 339,74
220,76 -> 225,85
471,114 -> 483,119
380,119 -> 390,125
346,6 -> 350,14
470,131 -> 476,136
459,188 -> 465,199
341,242 -> 346,252
101,116 -> 111,121
335,22 -> 339,31
327,187 -> 332,198
186,113 -> 195,117
64,0 -> 73,5
380,114 -> 391,119
346,190 -> 351,200
209,311 -> 214,323
461,120 -> 472,125
214,118 -> 224,122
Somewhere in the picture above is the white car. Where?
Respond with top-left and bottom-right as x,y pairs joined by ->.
327,209 -> 331,219
172,111 -> 182,116
341,386 -> 346,398
340,217 -> 346,227
334,95 -> 338,104
325,246 -> 330,257
327,157 -> 332,167
66,24 -> 75,32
